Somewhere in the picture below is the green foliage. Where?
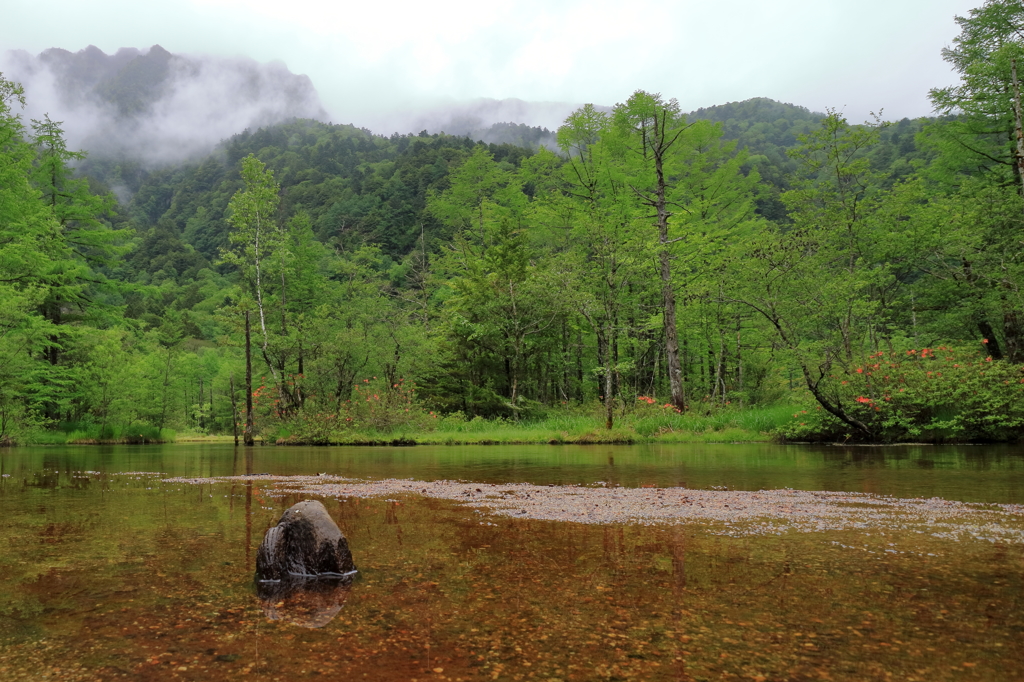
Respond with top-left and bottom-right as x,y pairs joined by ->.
58,422 -> 175,444
427,146 -> 568,418
778,348 -> 1024,442
281,377 -> 435,442
9,28 -> 1024,447
925,0 -> 1024,185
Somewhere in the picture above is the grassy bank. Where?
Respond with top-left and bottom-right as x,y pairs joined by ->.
21,423 -> 177,445
9,405 -> 797,446
277,404 -> 797,446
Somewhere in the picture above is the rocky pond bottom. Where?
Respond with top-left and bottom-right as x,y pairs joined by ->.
1,470 -> 1023,681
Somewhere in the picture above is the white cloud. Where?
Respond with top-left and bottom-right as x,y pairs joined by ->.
0,0 -> 982,132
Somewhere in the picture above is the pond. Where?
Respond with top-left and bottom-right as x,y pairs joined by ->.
1,442 -> 1022,681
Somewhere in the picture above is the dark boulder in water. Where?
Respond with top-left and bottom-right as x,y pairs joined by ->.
255,500 -> 356,628
256,499 -> 356,580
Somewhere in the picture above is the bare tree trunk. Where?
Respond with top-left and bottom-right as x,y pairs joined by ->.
654,142 -> 685,411
713,326 -> 727,406
605,323 -> 614,430
230,373 -> 239,447
576,327 -> 584,404
978,319 -> 1004,360
1002,303 -> 1023,363
253,225 -> 275,380
159,347 -> 173,429
660,250 -> 684,409
1012,59 -> 1024,203
244,311 -> 255,446
735,315 -> 744,408
561,321 -> 570,403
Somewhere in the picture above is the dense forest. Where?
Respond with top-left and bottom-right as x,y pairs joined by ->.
3,0 -> 1024,445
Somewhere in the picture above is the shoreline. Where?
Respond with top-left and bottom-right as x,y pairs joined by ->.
163,473 -> 1024,545
7,435 -> 1017,447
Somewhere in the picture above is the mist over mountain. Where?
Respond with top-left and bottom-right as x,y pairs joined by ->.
0,44 -> 329,166
0,44 -> 829,170
393,97 -> 828,152
384,97 -> 593,148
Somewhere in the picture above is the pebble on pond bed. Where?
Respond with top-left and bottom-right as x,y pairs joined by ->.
162,474 -> 1024,545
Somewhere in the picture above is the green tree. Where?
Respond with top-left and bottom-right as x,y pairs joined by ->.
31,115 -> 124,336
926,0 -> 1024,189
223,154 -> 282,374
608,90 -> 760,411
0,75 -> 57,435
608,92 -> 689,410
24,115 -> 129,424
922,0 -> 1024,359
555,104 -> 647,427
907,178 -> 1024,360
429,147 -> 565,416
221,153 -> 287,438
733,112 -> 902,437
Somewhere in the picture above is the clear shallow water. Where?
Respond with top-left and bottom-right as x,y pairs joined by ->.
1,443 -> 1022,681
4,441 -> 1024,502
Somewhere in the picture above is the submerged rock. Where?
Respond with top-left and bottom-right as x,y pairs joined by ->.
256,499 -> 356,580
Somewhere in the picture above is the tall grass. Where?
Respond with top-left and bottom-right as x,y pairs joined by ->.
330,403 -> 799,445
28,422 -> 176,444
629,403 -> 796,437
17,405 -> 793,446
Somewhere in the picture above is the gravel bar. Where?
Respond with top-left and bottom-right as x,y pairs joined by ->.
163,474 -> 1024,544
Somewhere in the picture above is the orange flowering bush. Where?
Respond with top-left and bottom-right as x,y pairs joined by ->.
343,377 -> 435,433
779,345 -> 1024,442
282,377 -> 436,442
635,395 -> 682,413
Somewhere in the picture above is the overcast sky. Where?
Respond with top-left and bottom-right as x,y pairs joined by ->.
2,0 -> 980,131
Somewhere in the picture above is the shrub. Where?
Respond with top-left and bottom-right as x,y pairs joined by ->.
777,346 -> 1024,442
284,377 -> 436,442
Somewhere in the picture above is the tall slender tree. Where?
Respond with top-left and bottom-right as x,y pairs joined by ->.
608,91 -> 759,410
557,104 -> 646,427
925,0 -> 1024,359
222,154 -> 283,385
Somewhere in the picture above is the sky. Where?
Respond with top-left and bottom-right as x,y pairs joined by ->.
1,0 -> 981,132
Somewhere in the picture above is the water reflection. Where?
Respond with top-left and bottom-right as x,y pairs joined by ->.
256,574 -> 354,629
5,442 -> 1024,503
26,469 -> 61,489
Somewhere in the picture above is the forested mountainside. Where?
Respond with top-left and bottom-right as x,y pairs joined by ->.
107,98 -> 930,262
3,0 -> 1024,446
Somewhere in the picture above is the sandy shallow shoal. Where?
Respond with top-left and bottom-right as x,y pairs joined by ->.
161,474 -> 1024,545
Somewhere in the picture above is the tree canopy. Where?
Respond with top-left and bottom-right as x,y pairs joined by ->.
2,3 -> 1023,445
